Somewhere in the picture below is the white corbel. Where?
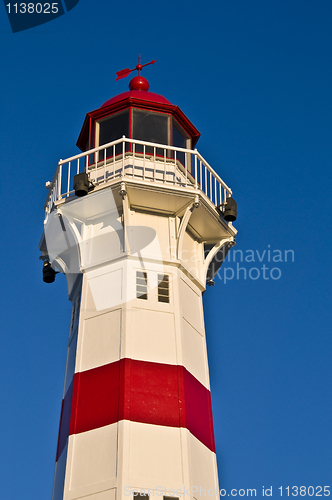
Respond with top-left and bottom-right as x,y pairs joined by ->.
176,201 -> 197,260
202,236 -> 235,280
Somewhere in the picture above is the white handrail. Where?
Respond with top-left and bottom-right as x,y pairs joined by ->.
44,138 -> 232,218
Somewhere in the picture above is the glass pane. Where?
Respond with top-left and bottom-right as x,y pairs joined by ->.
172,121 -> 188,149
158,274 -> 169,303
87,122 -> 95,165
89,122 -> 95,150
132,109 -> 170,156
98,110 -> 130,157
136,271 -> 148,300
172,120 -> 190,168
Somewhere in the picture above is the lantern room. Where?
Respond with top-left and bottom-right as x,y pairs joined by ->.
76,75 -> 200,167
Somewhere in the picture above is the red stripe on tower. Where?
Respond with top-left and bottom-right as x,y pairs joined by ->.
56,359 -> 215,461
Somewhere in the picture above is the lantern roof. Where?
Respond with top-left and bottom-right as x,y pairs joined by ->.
101,88 -> 171,108
76,63 -> 200,151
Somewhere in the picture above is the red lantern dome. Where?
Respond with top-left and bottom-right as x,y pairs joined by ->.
77,74 -> 200,153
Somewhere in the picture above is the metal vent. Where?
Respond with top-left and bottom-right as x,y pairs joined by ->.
136,271 -> 148,300
158,274 -> 170,303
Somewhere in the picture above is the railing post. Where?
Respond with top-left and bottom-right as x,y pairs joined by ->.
185,155 -> 188,185
103,148 -> 106,182
113,144 -> 115,178
194,150 -> 198,189
210,171 -> 212,201
122,136 -> 125,175
185,150 -> 188,185
133,142 -> 135,176
154,147 -> 156,181
58,163 -> 62,200
95,147 -> 97,176
67,162 -> 71,197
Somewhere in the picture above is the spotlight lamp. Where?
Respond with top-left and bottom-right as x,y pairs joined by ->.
217,197 -> 237,222
42,260 -> 58,283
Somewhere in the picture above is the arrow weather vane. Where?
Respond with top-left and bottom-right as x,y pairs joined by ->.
115,54 -> 156,81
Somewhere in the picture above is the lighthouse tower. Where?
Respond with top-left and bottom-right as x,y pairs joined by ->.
40,58 -> 237,500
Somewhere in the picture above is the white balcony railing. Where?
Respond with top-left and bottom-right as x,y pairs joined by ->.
44,137 -> 232,222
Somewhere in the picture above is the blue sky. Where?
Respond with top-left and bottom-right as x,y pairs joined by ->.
0,1 -> 331,499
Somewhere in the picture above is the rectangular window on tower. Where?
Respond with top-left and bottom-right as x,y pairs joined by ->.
158,274 -> 170,303
136,271 -> 148,300
133,495 -> 149,500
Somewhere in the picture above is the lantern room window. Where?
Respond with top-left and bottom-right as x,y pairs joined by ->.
97,110 -> 130,157
132,109 -> 170,156
172,119 -> 190,166
173,120 -> 189,149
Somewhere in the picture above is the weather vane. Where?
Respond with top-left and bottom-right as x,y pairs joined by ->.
115,54 -> 156,81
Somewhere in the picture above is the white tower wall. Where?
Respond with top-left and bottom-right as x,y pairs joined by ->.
45,179 -> 235,500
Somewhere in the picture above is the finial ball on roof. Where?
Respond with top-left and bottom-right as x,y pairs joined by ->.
129,76 -> 150,92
